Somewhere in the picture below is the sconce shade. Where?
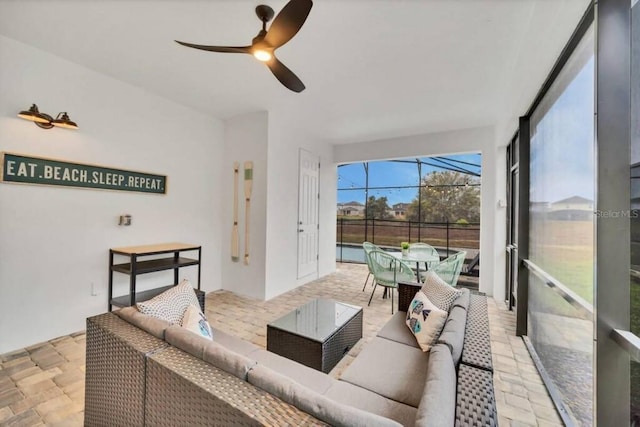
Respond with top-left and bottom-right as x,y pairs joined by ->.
52,112 -> 78,130
18,104 -> 51,124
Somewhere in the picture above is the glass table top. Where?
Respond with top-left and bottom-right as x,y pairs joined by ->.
268,299 -> 362,343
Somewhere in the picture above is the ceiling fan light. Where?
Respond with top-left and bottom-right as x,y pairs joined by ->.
253,49 -> 272,62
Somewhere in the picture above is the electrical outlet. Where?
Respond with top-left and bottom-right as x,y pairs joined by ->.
91,282 -> 99,296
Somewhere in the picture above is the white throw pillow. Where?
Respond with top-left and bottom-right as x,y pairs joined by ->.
420,271 -> 462,312
137,279 -> 200,324
182,304 -> 213,340
406,291 -> 448,352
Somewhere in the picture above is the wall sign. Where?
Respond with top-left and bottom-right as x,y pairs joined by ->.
0,152 -> 166,194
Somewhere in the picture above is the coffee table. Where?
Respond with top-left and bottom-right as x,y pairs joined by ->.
267,299 -> 363,373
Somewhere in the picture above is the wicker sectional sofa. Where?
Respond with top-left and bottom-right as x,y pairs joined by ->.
84,283 -> 497,426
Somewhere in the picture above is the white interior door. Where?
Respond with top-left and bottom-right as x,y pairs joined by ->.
297,149 -> 320,279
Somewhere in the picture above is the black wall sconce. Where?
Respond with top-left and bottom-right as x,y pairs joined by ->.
18,104 -> 78,130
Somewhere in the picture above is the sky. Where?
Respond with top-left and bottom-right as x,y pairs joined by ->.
337,153 -> 481,206
529,31 -> 595,204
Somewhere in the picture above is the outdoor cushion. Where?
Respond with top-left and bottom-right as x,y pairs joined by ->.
420,271 -> 462,312
325,380 -> 418,427
340,337 -> 429,407
201,340 -> 256,381
248,364 -> 402,427
115,306 -> 170,340
451,288 -> 471,311
376,312 -> 420,348
211,327 -> 261,356
414,344 -> 456,427
248,349 -> 336,394
136,279 -> 200,324
165,325 -> 256,380
405,291 -> 448,352
181,304 -> 213,340
436,305 -> 467,366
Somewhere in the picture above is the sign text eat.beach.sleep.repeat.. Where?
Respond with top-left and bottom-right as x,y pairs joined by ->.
0,152 -> 166,194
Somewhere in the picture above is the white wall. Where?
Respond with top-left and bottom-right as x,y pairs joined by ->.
333,126 -> 507,299
0,35 -> 224,353
264,110 -> 335,300
221,112 -> 268,300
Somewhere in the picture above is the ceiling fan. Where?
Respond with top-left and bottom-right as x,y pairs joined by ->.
175,0 -> 313,93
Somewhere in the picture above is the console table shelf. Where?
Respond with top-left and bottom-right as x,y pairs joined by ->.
108,242 -> 202,311
111,257 -> 199,275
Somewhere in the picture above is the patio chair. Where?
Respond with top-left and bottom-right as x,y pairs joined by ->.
408,242 -> 440,270
367,249 -> 415,313
427,251 -> 467,287
361,242 -> 380,291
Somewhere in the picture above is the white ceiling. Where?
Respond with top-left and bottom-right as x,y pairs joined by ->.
0,0 -> 590,144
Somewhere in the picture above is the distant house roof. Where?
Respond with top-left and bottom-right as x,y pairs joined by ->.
341,201 -> 364,206
552,196 -> 593,205
393,203 -> 409,210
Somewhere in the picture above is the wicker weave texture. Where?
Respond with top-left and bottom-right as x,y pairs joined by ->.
397,282 -> 421,312
455,364 -> 498,427
84,313 -> 168,427
267,309 -> 363,374
147,347 -> 327,426
461,295 -> 493,372
194,288 -> 205,312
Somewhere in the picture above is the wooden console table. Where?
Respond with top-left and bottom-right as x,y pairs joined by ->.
108,242 -> 202,312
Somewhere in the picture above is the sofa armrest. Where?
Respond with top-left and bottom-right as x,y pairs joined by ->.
85,312 -> 168,427
397,281 -> 422,312
456,364 -> 498,426
146,346 -> 327,426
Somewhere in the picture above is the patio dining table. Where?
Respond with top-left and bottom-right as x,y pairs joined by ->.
390,250 -> 440,282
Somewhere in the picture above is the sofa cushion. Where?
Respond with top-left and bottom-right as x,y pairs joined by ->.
325,381 -> 418,427
115,306 -> 170,340
248,349 -> 336,394
248,364 -> 402,427
165,325 -> 256,380
340,337 -> 429,407
210,327 -> 261,356
136,279 -> 200,324
405,291 -> 448,352
414,344 -> 456,427
181,304 -> 213,340
420,271 -> 461,312
452,288 -> 471,311
377,312 -> 419,348
436,305 -> 467,366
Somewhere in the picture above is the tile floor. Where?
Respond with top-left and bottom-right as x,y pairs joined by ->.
0,263 -> 562,426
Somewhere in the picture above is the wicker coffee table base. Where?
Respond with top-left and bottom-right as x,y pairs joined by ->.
267,309 -> 363,374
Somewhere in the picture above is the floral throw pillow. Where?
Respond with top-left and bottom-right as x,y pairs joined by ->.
137,279 -> 200,324
420,271 -> 462,312
406,291 -> 448,352
182,304 -> 213,340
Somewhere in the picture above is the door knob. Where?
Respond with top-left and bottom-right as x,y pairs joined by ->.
298,229 -> 304,232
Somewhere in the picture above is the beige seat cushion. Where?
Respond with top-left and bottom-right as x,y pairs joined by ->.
248,349 -> 336,394
115,306 -> 171,340
325,380 -> 418,427
376,311 -> 419,348
210,327 -> 261,356
414,344 -> 457,427
248,364 -> 402,427
165,325 -> 256,380
340,337 -> 429,407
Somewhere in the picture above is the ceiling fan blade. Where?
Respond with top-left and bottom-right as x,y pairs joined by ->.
175,40 -> 251,54
266,56 -> 305,92
264,0 -> 312,49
